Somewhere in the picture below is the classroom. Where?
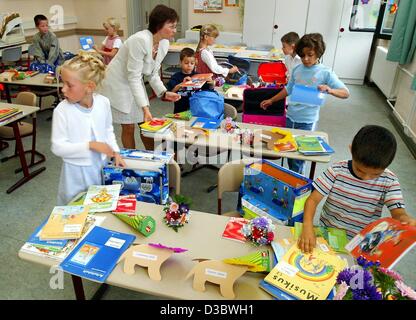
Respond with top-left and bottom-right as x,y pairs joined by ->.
0,0 -> 415,305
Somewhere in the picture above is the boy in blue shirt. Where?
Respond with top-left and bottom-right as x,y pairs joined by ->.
260,33 -> 350,175
166,47 -> 197,114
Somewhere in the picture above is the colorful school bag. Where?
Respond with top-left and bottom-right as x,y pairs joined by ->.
189,89 -> 224,120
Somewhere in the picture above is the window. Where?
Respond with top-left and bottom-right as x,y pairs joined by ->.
380,0 -> 400,35
350,0 -> 382,32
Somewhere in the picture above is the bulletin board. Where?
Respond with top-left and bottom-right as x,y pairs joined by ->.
194,0 -> 223,13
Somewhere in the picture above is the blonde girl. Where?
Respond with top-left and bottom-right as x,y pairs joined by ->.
195,24 -> 239,77
93,17 -> 122,65
51,52 -> 125,205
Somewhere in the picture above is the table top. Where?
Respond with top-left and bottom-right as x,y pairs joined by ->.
145,118 -> 332,163
0,102 -> 39,126
0,73 -> 62,88
18,201 -> 297,300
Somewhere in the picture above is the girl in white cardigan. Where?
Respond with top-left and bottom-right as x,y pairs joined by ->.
51,52 -> 125,205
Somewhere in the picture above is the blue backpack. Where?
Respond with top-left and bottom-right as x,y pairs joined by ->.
189,90 -> 224,120
29,62 -> 56,74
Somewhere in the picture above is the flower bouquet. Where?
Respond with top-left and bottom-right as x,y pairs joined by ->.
334,256 -> 416,300
163,194 -> 192,232
222,116 -> 238,134
241,216 -> 275,246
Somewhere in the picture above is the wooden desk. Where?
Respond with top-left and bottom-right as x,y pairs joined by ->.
143,119 -> 331,179
18,201 -> 296,300
0,102 -> 46,193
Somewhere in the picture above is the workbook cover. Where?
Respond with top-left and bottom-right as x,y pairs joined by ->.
39,205 -> 89,240
113,195 -> 137,215
345,217 -> 416,269
79,36 -> 94,51
221,217 -> 249,243
60,226 -> 135,283
139,118 -> 173,132
83,184 -> 121,213
264,243 -> 346,300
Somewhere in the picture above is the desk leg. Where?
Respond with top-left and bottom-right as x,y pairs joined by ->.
6,122 -> 46,193
309,162 -> 317,180
71,275 -> 86,300
4,83 -> 11,103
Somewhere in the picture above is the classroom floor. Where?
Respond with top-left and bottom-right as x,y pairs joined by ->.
1,83 -> 415,299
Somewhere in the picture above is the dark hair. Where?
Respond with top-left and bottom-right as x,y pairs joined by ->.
351,125 -> 397,169
281,32 -> 299,45
148,5 -> 179,34
34,14 -> 48,26
296,33 -> 326,59
180,47 -> 195,61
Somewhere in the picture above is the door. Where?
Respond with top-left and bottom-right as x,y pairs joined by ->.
272,0 -> 309,49
243,0 -> 276,47
333,0 -> 380,84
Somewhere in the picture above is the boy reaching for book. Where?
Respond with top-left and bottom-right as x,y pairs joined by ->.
299,125 -> 416,253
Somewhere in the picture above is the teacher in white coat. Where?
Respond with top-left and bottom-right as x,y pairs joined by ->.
101,4 -> 181,149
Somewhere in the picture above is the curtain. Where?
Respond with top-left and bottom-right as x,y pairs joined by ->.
386,0 -> 416,89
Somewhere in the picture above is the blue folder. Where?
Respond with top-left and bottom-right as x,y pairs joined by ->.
79,36 -> 95,51
290,84 -> 327,106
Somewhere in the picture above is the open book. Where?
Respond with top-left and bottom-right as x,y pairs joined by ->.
179,73 -> 213,91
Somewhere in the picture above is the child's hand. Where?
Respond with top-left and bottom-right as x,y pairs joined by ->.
399,215 -> 416,227
164,91 -> 181,102
318,85 -> 332,94
89,142 -> 114,158
229,66 -> 239,74
183,76 -> 192,82
113,153 -> 126,167
298,226 -> 316,254
260,99 -> 272,110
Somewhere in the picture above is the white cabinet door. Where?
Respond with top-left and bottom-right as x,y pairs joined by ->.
273,0 -> 309,48
243,0 -> 276,47
305,0 -> 344,70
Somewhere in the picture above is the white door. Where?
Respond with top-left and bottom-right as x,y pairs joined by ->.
243,0 -> 276,47
333,0 -> 380,84
305,0 -> 344,70
272,0 -> 309,49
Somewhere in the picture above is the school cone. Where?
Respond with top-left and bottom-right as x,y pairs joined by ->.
223,250 -> 271,272
115,213 -> 156,237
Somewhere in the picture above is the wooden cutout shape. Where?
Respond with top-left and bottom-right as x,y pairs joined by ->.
254,129 -> 285,150
172,122 -> 208,141
0,71 -> 16,82
185,258 -> 248,299
44,74 -> 57,84
117,244 -> 174,281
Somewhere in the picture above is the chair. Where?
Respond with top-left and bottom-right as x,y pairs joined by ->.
217,158 -> 256,216
1,46 -> 23,72
227,55 -> 250,75
168,160 -> 181,195
0,91 -> 46,170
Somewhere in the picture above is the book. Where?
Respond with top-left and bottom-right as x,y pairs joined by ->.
83,185 -> 121,213
26,218 -> 68,251
179,73 -> 213,91
39,205 -> 90,240
293,222 -> 349,253
295,136 -> 334,156
345,217 -> 416,269
191,117 -> 222,130
79,36 -> 94,51
221,217 -> 249,243
263,243 -> 346,300
21,215 -> 106,261
139,118 -> 173,132
270,238 -> 296,262
113,195 -> 137,214
60,226 -> 135,283
0,107 -> 22,121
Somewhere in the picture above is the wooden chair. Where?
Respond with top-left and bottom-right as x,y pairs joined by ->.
168,159 -> 181,195
217,158 -> 256,216
0,91 -> 46,170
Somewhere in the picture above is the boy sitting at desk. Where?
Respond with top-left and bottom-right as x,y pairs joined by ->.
299,125 -> 416,253
166,47 -> 197,114
31,14 -> 65,67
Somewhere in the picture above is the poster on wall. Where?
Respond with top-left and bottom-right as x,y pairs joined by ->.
194,0 -> 223,13
225,0 -> 239,7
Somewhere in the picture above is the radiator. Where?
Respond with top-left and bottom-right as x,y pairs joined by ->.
370,46 -> 398,99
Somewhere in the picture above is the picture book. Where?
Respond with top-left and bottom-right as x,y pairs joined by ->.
179,73 -> 213,91
39,205 -> 90,240
293,222 -> 348,253
0,107 -> 22,121
191,117 -> 222,130
21,215 -> 106,261
270,238 -> 296,262
295,136 -> 334,156
139,118 -> 173,132
345,217 -> 416,269
27,218 -> 68,251
79,36 -> 94,51
113,195 -> 137,215
83,184 -> 121,213
60,226 -> 135,283
221,217 -> 249,243
263,243 -> 346,300
290,84 -> 327,106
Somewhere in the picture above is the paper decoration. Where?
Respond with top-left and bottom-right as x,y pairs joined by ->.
114,214 -> 156,237
148,243 -> 188,253
223,250 -> 271,272
186,259 -> 248,299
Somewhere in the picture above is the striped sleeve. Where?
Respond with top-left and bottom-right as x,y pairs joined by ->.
384,175 -> 405,210
313,165 -> 338,196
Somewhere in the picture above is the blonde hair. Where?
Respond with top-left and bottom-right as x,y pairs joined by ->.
59,51 -> 106,86
103,17 -> 120,32
197,24 -> 220,50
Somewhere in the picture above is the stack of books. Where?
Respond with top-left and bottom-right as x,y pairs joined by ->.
139,118 -> 173,136
295,135 -> 334,156
0,107 -> 22,125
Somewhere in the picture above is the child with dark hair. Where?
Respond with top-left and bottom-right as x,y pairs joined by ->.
260,33 -> 350,174
166,47 -> 197,113
298,125 -> 416,253
281,32 -> 301,80
32,14 -> 64,67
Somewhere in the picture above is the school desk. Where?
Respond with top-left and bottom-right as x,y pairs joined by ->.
0,102 -> 46,193
18,201 -> 296,300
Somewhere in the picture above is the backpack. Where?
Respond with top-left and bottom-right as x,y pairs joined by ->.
189,90 -> 224,120
29,62 -> 56,74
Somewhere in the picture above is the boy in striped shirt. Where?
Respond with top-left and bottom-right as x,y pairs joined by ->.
299,125 -> 416,253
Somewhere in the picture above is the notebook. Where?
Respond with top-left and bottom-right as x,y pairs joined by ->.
79,36 -> 95,51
